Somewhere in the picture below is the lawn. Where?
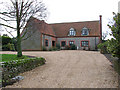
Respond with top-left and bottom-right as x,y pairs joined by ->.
1,54 -> 29,62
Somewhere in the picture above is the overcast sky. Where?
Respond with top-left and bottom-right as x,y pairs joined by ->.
0,0 -> 120,39
43,0 -> 119,39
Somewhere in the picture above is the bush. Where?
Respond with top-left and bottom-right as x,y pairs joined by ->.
42,46 -> 47,51
64,45 -> 70,50
2,36 -> 12,46
64,44 -> 77,50
2,43 -> 15,51
2,45 -> 10,51
48,47 -> 59,51
7,43 -> 15,51
2,57 -> 46,87
56,43 -> 60,49
97,41 -> 109,54
113,60 -> 120,75
69,44 -> 77,50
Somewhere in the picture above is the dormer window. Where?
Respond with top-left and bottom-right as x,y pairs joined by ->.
81,27 -> 89,36
68,28 -> 76,36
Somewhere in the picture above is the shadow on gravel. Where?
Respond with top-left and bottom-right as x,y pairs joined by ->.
103,54 -> 118,63
103,54 -> 120,88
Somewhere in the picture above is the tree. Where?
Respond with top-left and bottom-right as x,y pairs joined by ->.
0,0 -> 47,57
107,13 -> 120,61
102,31 -> 108,41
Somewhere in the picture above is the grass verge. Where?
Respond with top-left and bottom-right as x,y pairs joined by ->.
1,54 -> 29,62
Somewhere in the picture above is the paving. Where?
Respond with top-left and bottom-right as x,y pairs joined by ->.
2,50 -> 118,88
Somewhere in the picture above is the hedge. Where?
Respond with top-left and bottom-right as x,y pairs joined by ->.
2,57 -> 46,86
97,41 -> 109,54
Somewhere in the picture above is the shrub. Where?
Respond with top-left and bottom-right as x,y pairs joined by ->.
2,43 -> 15,51
2,57 -> 46,87
48,47 -> 59,51
7,43 -> 15,51
64,45 -> 70,50
48,48 -> 52,51
97,41 -> 109,54
113,60 -> 120,75
56,43 -> 60,49
69,44 -> 77,50
42,46 -> 47,51
2,36 -> 12,46
52,47 -> 58,51
2,45 -> 10,51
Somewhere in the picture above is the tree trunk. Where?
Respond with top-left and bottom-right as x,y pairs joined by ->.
17,28 -> 22,57
16,1 -> 22,57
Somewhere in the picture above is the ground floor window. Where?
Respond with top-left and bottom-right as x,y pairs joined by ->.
45,39 -> 48,46
69,41 -> 74,46
61,41 -> 66,47
81,41 -> 89,47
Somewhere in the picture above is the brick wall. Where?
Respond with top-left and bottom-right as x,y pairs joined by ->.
42,34 -> 57,49
21,26 -> 41,50
57,37 -> 99,50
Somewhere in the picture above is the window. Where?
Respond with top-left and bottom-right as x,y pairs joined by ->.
69,41 -> 74,46
81,41 -> 89,47
45,39 -> 48,46
81,27 -> 89,35
61,41 -> 66,47
68,28 -> 76,36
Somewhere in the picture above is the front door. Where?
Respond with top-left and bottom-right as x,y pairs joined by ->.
52,41 -> 55,47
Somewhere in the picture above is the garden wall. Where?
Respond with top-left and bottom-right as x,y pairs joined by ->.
2,57 -> 46,87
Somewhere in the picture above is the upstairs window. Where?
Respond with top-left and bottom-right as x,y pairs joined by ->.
81,27 -> 89,36
68,28 -> 76,36
45,39 -> 48,46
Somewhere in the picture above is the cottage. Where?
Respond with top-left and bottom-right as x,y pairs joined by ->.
21,15 -> 102,50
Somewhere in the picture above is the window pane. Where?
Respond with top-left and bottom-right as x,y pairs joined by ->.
45,40 -> 48,46
61,41 -> 66,47
82,28 -> 89,35
69,29 -> 76,36
81,41 -> 88,47
69,41 -> 74,46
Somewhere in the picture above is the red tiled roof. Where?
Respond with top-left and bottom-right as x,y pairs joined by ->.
23,17 -> 100,38
49,21 -> 100,37
26,17 -> 56,36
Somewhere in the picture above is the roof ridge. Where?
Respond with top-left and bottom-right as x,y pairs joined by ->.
49,20 -> 99,25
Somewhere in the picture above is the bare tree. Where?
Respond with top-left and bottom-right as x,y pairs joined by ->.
0,0 -> 47,57
102,31 -> 108,40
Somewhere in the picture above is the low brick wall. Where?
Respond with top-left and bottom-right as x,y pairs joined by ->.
2,57 -> 46,87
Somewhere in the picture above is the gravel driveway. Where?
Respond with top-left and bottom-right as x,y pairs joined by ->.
2,50 -> 118,88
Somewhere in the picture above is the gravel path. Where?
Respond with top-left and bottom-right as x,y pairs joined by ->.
2,50 -> 118,88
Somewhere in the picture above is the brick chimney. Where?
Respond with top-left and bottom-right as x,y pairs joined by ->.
99,15 -> 102,43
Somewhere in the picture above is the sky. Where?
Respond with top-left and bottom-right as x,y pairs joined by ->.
42,0 -> 119,39
0,0 -> 120,39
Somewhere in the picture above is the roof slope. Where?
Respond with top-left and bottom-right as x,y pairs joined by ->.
26,17 -> 56,36
49,21 -> 100,37
23,17 -> 100,38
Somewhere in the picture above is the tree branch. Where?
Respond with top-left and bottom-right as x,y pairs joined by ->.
0,17 -> 15,21
0,23 -> 16,29
4,28 -> 15,38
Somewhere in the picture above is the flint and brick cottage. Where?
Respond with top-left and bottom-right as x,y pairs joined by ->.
21,15 -> 102,50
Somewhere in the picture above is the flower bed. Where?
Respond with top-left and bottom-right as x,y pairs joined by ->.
2,57 -> 46,87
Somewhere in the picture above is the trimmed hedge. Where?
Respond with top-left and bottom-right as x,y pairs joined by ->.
2,57 -> 46,86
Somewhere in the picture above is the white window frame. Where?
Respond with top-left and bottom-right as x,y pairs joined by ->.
81,27 -> 89,36
68,28 -> 76,36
